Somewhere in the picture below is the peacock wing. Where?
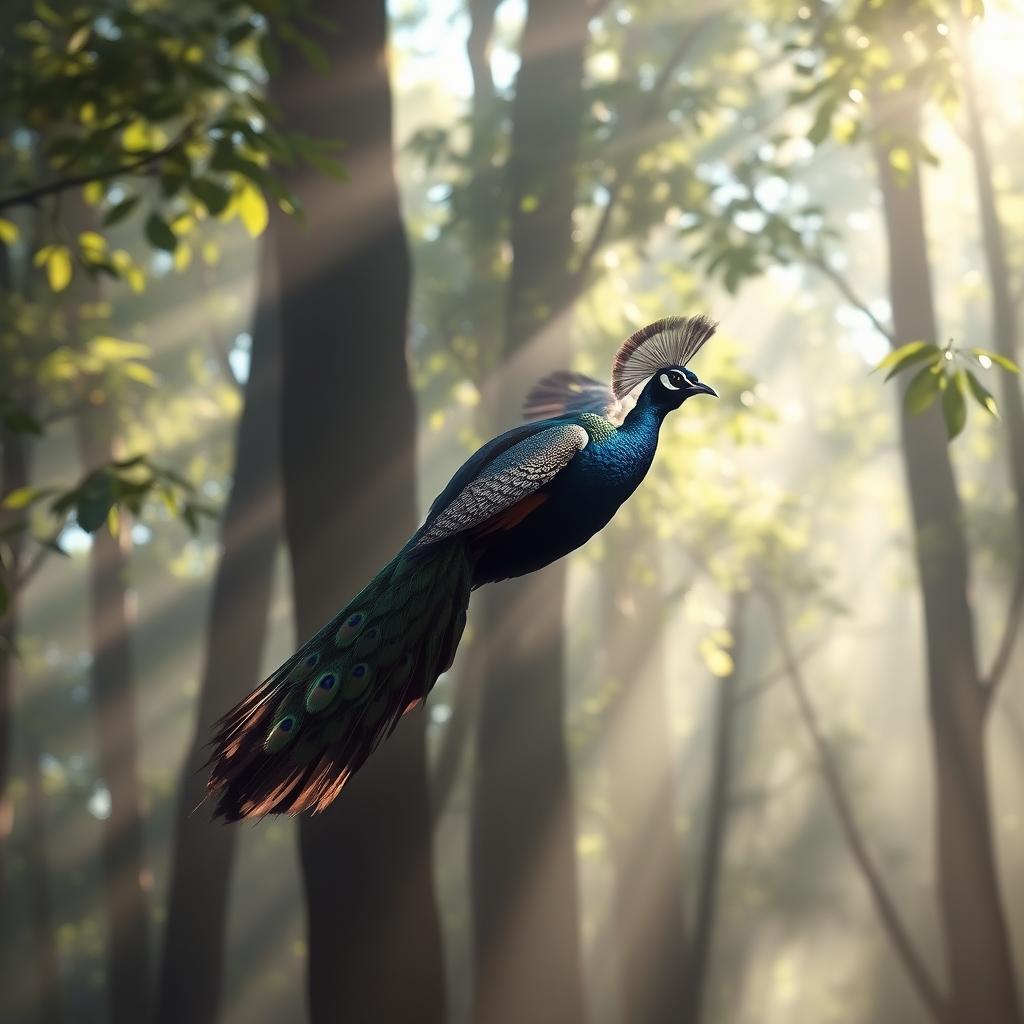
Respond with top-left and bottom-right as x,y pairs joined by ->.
522,370 -> 634,425
413,422 -> 588,548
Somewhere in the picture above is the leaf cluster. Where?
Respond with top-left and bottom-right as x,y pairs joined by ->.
873,339 -> 1019,439
0,452 -> 214,612
0,0 -> 346,288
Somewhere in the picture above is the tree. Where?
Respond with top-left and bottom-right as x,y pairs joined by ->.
75,371 -> 152,1024
0,0 -> 336,923
600,533 -> 690,1024
156,242 -> 282,1024
873,89 -> 1021,1022
677,3 -> 1024,1018
271,3 -> 446,1020
469,1 -> 590,1021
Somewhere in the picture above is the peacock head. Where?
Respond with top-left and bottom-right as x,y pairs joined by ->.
612,314 -> 718,415
641,364 -> 717,413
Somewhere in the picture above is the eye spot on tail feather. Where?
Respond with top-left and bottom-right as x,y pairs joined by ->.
264,714 -> 299,753
306,671 -> 339,713
336,612 -> 366,646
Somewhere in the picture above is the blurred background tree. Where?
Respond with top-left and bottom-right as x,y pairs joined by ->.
1,1 -> 1023,1023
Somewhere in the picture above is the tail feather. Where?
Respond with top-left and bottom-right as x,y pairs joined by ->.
206,540 -> 473,820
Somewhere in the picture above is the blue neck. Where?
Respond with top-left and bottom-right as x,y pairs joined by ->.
622,390 -> 667,435
618,393 -> 665,460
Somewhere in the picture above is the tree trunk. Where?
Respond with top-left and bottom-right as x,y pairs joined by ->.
957,23 -> 1024,527
273,4 -> 446,1021
156,244 -> 282,1024
429,0 -> 502,822
874,100 -> 1022,1024
0,238 -> 23,904
76,401 -> 152,1024
602,537 -> 690,1024
0,427 -> 27,910
469,2 -> 589,1022
24,733 -> 63,1024
681,591 -> 744,1024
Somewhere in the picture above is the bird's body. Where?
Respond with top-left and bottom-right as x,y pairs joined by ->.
468,407 -> 660,585
207,315 -> 719,820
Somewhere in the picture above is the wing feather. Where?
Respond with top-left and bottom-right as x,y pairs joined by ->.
522,371 -> 635,425
414,423 -> 588,547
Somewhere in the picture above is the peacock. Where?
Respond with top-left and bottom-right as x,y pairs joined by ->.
207,314 -> 718,819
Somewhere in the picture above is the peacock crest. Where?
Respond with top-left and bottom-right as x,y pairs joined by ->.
610,314 -> 717,398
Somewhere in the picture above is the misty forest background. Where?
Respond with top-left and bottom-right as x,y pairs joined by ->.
1,1 -> 1023,1023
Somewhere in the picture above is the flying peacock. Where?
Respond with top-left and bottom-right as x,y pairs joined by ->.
206,313 -> 719,819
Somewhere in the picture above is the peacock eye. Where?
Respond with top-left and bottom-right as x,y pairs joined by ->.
660,371 -> 681,391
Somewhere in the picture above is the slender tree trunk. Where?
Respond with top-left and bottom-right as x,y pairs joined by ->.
766,591 -> 948,1022
874,99 -> 1022,1024
156,245 -> 282,1024
0,429 -> 27,909
24,733 -> 62,1024
957,23 -> 1024,526
76,401 -> 152,1024
956,24 -> 1024,696
681,591 -> 744,1024
430,0 -> 502,822
470,2 -> 589,1022
602,537 -> 690,1024
0,238 -> 22,903
273,4 -> 446,1021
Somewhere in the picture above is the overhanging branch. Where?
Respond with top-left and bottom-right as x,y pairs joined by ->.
0,123 -> 196,213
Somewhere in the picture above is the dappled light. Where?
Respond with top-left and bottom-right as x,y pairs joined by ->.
1,1 -> 1023,1023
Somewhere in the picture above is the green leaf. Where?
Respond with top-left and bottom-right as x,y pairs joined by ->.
33,0 -> 63,25
904,364 -> 942,415
2,409 -> 43,435
808,97 -> 837,146
103,194 -> 140,226
874,341 -> 940,380
75,471 -> 115,533
77,489 -> 113,532
122,362 -> 158,386
144,213 -> 177,253
225,20 -> 257,47
2,487 -> 40,509
942,372 -> 967,440
190,179 -> 231,216
965,370 -> 999,417
45,246 -> 72,292
969,348 -> 1021,374
236,183 -> 268,237
66,24 -> 90,53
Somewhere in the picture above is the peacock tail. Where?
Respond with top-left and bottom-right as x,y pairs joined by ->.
206,538 -> 472,820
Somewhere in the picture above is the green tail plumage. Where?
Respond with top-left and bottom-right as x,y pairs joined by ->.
207,540 -> 472,819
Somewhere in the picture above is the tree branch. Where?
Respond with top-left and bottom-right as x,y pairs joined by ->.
761,588 -> 949,1024
981,561 -> 1024,705
569,17 -> 718,296
807,250 -> 896,345
0,125 -> 195,213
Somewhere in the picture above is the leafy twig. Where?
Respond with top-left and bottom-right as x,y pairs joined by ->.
0,122 -> 197,214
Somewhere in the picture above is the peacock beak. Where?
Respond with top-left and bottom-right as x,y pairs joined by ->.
692,382 -> 718,398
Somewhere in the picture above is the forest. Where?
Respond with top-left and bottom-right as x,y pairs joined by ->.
1,0 -> 1022,1022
